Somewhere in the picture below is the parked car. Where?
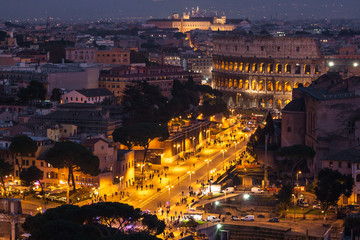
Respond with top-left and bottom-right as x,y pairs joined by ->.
269,217 -> 279,222
241,215 -> 254,221
251,187 -> 264,194
223,187 -> 235,193
231,216 -> 240,221
207,216 -> 221,222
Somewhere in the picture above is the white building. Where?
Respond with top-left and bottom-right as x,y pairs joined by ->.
61,88 -> 113,104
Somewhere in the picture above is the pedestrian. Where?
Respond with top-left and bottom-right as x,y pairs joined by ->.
160,178 -> 162,183
141,185 -> 143,191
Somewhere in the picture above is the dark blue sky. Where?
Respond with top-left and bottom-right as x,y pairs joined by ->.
0,0 -> 359,21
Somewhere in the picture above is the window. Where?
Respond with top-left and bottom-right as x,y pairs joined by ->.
357,174 -> 360,182
32,161 -> 35,166
329,161 -> 333,167
261,46 -> 264,51
296,46 -> 300,52
338,161 -> 342,168
277,46 -> 280,51
348,163 -> 351,168
41,162 -> 44,167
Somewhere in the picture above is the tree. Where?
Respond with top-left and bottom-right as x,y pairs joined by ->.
200,94 -> 229,118
50,88 -> 62,102
0,158 -> 13,197
113,123 -> 169,165
315,168 -> 354,212
275,184 -> 294,217
276,144 -> 316,179
9,135 -> 38,173
20,166 -> 44,194
22,202 -> 164,240
121,81 -> 169,125
45,141 -> 100,191
17,80 -> 47,103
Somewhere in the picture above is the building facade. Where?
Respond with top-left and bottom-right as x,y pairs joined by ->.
99,65 -> 202,99
212,36 -> 325,109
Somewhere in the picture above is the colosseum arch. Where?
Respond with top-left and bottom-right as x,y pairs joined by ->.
276,99 -> 282,109
234,62 -> 238,71
304,82 -> 310,87
239,79 -> 243,89
260,98 -> 265,108
259,80 -> 265,91
285,64 -> 291,73
229,62 -> 233,71
304,64 -> 311,74
267,80 -> 274,91
268,99 -> 273,108
314,65 -> 321,74
234,79 -> 238,88
252,63 -> 258,73
251,98 -> 258,108
239,62 -> 244,71
275,81 -> 282,92
245,63 -> 250,72
276,64 -> 282,73
228,78 -> 233,88
251,80 -> 257,91
284,82 -> 292,92
294,82 -> 299,89
284,99 -> 291,105
225,62 -> 229,71
244,80 -> 249,90
259,63 -> 265,73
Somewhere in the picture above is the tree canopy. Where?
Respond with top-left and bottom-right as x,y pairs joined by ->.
50,88 -> 62,102
121,81 -> 169,125
17,80 -> 47,103
23,202 -> 164,240
113,123 -> 169,164
276,144 -> 316,178
315,168 -> 354,211
45,141 -> 100,191
9,135 -> 38,172
20,166 -> 43,187
0,158 -> 13,197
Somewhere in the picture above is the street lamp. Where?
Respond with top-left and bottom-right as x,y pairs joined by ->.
296,171 -> 302,187
166,185 -> 174,208
221,149 -> 227,170
205,159 -> 211,180
292,194 -> 296,222
116,176 -> 124,199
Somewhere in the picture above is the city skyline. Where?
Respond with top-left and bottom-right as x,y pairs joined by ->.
1,0 -> 360,21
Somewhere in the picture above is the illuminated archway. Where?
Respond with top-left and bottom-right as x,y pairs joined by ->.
276,99 -> 282,109
304,82 -> 310,87
229,62 -> 233,71
268,99 -> 273,108
304,64 -> 311,74
228,78 -> 233,88
284,82 -> 291,92
244,80 -> 249,90
294,82 -> 299,88
233,79 -> 238,88
276,81 -> 282,92
239,62 -> 244,71
234,62 -> 238,71
251,80 -> 257,90
267,80 -> 274,91
259,80 -> 265,91
285,64 -> 291,73
259,63 -> 265,73
276,64 -> 282,73
225,62 -> 229,71
239,79 -> 243,89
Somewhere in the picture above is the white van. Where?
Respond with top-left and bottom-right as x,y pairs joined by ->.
223,187 -> 234,193
207,215 -> 221,222
251,187 -> 264,193
241,215 -> 254,221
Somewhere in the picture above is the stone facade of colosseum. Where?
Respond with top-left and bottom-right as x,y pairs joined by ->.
212,36 -> 325,109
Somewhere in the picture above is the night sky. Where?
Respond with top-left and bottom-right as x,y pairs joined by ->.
0,0 -> 359,21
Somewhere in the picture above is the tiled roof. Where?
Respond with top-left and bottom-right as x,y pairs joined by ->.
76,88 -> 113,97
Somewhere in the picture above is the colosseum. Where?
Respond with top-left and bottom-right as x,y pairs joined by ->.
212,36 -> 325,109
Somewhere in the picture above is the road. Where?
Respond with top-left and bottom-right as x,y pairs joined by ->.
118,124 -> 249,214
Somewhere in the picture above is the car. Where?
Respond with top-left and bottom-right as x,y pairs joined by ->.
241,215 -> 254,221
231,216 -> 240,221
223,187 -> 235,193
207,216 -> 221,222
251,187 -> 264,194
269,217 -> 279,222
312,204 -> 321,209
